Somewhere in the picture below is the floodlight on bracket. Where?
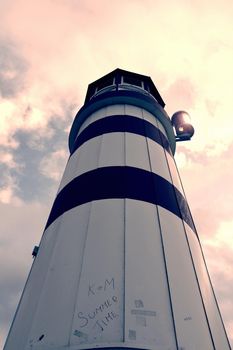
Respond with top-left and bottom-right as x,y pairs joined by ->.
171,111 -> 195,142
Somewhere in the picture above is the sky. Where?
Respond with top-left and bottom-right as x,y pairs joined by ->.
0,0 -> 233,348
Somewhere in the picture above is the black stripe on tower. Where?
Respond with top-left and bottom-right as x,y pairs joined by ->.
45,166 -> 196,234
71,115 -> 172,156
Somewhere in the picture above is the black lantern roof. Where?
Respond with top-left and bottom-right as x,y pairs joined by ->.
84,68 -> 165,108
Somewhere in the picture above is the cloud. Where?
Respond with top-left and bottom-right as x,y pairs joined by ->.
175,142 -> 233,237
0,38 -> 28,98
0,130 -> 64,206
165,78 -> 197,111
0,169 -> 21,205
6,122 -> 69,202
0,151 -> 17,169
0,183 -> 19,205
39,149 -> 68,181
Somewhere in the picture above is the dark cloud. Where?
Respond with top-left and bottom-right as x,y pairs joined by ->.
10,107 -> 72,201
12,134 -> 62,202
0,38 -> 28,98
0,99 -> 74,204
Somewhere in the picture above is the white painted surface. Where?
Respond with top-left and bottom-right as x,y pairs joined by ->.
166,153 -> 185,196
58,132 -> 124,193
59,132 -> 183,196
185,223 -> 231,350
4,217 -> 63,350
25,204 -> 91,349
142,109 -> 167,137
77,105 -> 125,137
58,135 -> 103,192
98,132 -> 125,168
105,104 -> 125,117
158,207 -> 214,350
125,133 -> 150,171
125,105 -> 143,118
77,107 -> 107,136
125,200 -> 176,349
71,199 -> 124,346
147,138 -> 171,183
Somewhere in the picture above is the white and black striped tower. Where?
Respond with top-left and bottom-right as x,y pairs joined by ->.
4,69 -> 231,350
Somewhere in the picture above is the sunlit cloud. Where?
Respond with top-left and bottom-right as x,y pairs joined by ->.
0,151 -> 17,169
0,172 -> 21,205
39,149 -> 68,181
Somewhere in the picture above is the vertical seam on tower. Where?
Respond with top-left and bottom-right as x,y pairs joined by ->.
67,201 -> 92,346
68,131 -> 104,346
24,209 -> 66,346
123,103 -> 126,343
56,157 -> 69,195
196,241 -> 231,349
3,241 -> 43,348
173,160 -> 199,238
142,110 -> 179,350
174,162 -> 231,349
159,127 -> 216,350
61,133 -> 82,193
4,211 -> 65,347
181,222 -> 216,349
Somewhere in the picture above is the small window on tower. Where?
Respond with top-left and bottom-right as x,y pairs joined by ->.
123,75 -> 142,87
96,77 -> 114,91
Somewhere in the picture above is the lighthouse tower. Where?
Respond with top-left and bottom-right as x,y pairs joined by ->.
4,69 -> 231,350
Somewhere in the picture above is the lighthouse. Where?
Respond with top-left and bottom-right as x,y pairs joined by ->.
4,69 -> 231,350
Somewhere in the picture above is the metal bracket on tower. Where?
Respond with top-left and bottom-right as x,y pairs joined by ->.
32,245 -> 39,258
